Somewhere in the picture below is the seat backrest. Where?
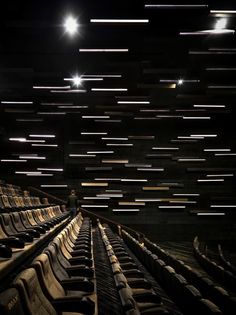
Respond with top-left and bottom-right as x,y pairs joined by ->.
32,253 -> 65,300
0,288 -> 25,315
14,268 -> 57,315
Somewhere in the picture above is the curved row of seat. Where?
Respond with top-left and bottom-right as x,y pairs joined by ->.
0,184 -> 22,197
122,230 -> 229,315
0,213 -> 97,315
193,237 -> 236,293
0,205 -> 69,282
98,221 -> 171,315
218,244 -> 236,276
0,194 -> 49,213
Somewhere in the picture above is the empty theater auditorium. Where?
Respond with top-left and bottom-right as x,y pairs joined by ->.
1,1 -> 236,314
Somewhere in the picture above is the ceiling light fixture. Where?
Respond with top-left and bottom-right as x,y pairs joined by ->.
64,16 -> 78,36
215,18 -> 227,29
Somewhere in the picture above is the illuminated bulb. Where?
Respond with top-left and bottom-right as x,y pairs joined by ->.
215,18 -> 227,29
73,76 -> 82,86
64,16 -> 78,35
177,79 -> 183,85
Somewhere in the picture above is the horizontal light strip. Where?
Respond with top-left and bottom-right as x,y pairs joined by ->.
180,30 -> 235,35
64,78 -> 103,81
69,154 -> 96,158
158,206 -> 186,209
197,212 -> 225,216
102,160 -> 128,163
215,153 -> 236,156
87,151 -> 114,154
137,168 -> 164,171
173,194 -> 200,196
29,134 -> 55,138
117,101 -> 150,104
204,149 -> 231,152
183,116 -> 211,120
194,105 -> 225,108
190,134 -> 217,137
210,10 -> 236,14
91,88 -> 128,91
33,86 -> 70,89
81,132 -> 107,135
81,205 -> 108,208
50,89 -> 86,93
81,183 -> 108,187
1,101 -> 33,104
19,156 -> 46,160
206,174 -> 233,177
82,116 -> 110,119
102,137 -> 128,141
206,68 -> 236,71
119,202 -> 145,206
1,159 -> 27,162
211,205 -> 236,208
145,4 -> 208,9
197,179 -> 224,182
31,144 -> 58,147
121,179 -> 147,182
112,209 -> 140,212
37,168 -> 63,172
40,185 -> 67,187
27,174 -> 53,177
15,171 -> 42,174
178,159 -> 206,162
83,197 -> 110,200
79,48 -> 129,52
83,74 -> 122,78
106,143 -> 133,146
152,147 -> 179,150
90,19 -> 149,23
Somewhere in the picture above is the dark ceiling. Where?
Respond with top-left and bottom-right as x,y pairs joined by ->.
0,0 -> 236,240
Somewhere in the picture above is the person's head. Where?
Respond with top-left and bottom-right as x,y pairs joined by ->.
71,189 -> 76,195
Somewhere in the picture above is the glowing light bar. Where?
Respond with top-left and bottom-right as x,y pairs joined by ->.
211,10 -> 236,14
33,86 -> 70,89
69,154 -> 96,158
79,49 -> 129,52
29,135 -> 55,138
180,30 -> 234,35
197,179 -> 224,182
41,185 -> 67,187
145,4 -> 208,9
37,168 -> 63,172
81,205 -> 108,208
215,153 -> 236,156
102,137 -> 128,140
183,116 -> 211,120
1,159 -> 27,162
117,101 -> 150,104
190,134 -> 217,137
87,151 -> 114,154
81,132 -> 107,135
178,158 -> 206,162
1,101 -> 33,104
194,105 -> 225,108
152,147 -> 179,150
206,174 -> 233,177
197,212 -> 225,216
19,156 -> 46,160
31,144 -> 58,147
211,205 -> 236,208
159,206 -> 186,209
91,88 -> 128,91
106,143 -> 133,146
204,149 -> 231,152
90,19 -> 149,23
112,209 -> 140,212
173,194 -> 200,196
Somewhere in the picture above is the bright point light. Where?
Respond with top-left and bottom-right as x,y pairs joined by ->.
215,18 -> 227,29
64,16 -> 78,35
177,79 -> 183,85
73,76 -> 82,86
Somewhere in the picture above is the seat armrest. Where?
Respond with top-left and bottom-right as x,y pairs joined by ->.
52,296 -> 95,315
66,265 -> 94,278
14,232 -> 33,242
61,278 -> 94,292
0,237 -> 25,248
0,244 -> 12,258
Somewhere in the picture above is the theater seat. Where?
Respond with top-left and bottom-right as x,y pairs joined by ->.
14,267 -> 95,315
0,243 -> 12,258
0,288 -> 25,315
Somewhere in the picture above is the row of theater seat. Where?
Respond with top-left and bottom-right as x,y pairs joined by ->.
0,205 -> 69,282
218,244 -> 236,276
193,237 -> 236,293
98,221 -> 171,315
142,236 -> 236,314
0,185 -> 22,197
122,230 -> 230,315
0,213 -> 97,315
0,194 -> 48,213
